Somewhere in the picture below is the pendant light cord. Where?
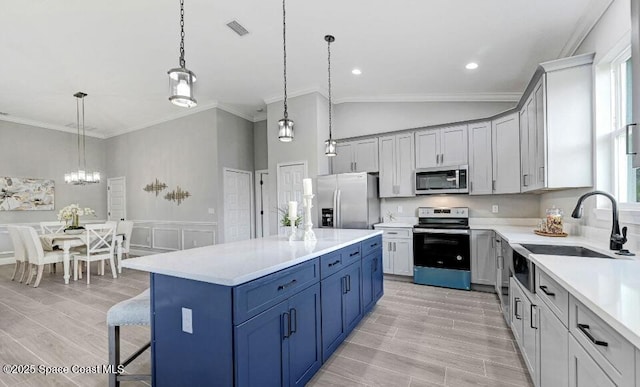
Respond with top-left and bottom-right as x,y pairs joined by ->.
327,37 -> 332,140
76,98 -> 81,171
282,0 -> 288,119
82,97 -> 86,171
179,0 -> 186,68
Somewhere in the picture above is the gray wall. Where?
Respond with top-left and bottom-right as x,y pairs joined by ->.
216,109 -> 255,241
334,101 -> 516,139
105,109 -> 219,222
253,120 -> 268,171
0,121 -> 107,223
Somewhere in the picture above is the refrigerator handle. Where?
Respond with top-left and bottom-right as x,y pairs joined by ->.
332,189 -> 338,228
336,189 -> 342,228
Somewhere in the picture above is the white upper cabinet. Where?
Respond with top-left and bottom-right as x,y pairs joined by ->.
632,0 -> 640,167
468,122 -> 493,195
492,113 -> 521,194
378,133 -> 415,198
415,125 -> 468,169
519,54 -> 594,192
331,138 -> 379,174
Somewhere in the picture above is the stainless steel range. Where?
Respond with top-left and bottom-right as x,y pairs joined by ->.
413,207 -> 471,290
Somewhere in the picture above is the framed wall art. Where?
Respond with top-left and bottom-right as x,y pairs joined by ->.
0,177 -> 55,211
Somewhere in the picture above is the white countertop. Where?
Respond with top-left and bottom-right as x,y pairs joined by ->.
482,225 -> 640,349
122,229 -> 382,286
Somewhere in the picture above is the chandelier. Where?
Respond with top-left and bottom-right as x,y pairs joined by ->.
168,0 -> 197,108
64,92 -> 100,185
278,0 -> 294,142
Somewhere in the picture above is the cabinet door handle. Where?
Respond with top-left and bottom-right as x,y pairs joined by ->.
514,298 -> 521,320
492,180 -> 496,191
440,154 -> 444,164
387,232 -> 398,235
277,279 -> 297,291
342,276 -> 348,294
328,259 -> 341,267
530,304 -> 538,329
393,242 -> 396,252
539,285 -> 555,297
373,258 -> 377,272
370,242 -> 379,248
349,251 -> 360,257
577,323 -> 608,347
469,181 -> 473,192
626,123 -> 637,155
539,166 -> 545,183
289,308 -> 297,335
282,312 -> 290,339
523,174 -> 528,187
354,161 -> 357,171
346,274 -> 351,292
388,243 -> 392,252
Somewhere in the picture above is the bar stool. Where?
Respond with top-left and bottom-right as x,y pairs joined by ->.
107,288 -> 151,387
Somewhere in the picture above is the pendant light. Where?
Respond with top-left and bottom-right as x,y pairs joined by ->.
168,0 -> 197,108
324,35 -> 337,157
278,0 -> 294,142
64,92 -> 100,185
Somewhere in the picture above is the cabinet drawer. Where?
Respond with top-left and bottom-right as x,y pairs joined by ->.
341,244 -> 362,266
320,250 -> 344,279
361,235 -> 382,257
380,229 -> 411,239
536,269 -> 569,327
233,259 -> 319,324
569,296 -> 635,386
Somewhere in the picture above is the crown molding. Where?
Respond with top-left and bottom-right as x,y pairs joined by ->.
560,0 -> 614,57
0,115 -> 106,138
332,92 -> 522,104
252,112 -> 267,122
263,87 -> 328,105
215,103 -> 255,122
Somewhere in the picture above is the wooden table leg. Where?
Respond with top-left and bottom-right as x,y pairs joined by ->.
63,243 -> 71,284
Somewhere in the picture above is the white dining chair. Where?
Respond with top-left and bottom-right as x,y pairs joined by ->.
40,221 -> 66,234
20,226 -> 68,288
116,221 -> 134,274
7,226 -> 28,282
74,223 -> 117,284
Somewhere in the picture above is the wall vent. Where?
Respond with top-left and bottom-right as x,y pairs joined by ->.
226,20 -> 249,36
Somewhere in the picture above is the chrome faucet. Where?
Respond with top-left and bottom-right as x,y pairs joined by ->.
571,190 -> 633,255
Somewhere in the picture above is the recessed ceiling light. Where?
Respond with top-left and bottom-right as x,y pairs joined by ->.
465,62 -> 479,70
352,68 -> 362,75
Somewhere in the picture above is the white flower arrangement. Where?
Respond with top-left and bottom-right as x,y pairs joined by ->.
57,203 -> 96,225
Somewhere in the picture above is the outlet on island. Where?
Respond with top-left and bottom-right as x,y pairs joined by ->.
492,205 -> 499,213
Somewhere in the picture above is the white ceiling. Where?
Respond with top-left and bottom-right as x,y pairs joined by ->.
0,0 -> 611,138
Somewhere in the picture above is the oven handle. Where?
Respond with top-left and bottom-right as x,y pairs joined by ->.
413,228 -> 470,235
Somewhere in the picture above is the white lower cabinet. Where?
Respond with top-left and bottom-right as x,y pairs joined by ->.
374,226 -> 413,277
569,334 -> 616,387
470,230 -> 496,286
538,300 -> 568,387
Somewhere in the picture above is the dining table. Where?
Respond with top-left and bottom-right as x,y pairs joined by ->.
40,232 -> 124,284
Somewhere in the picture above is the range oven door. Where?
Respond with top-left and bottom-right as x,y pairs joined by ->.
413,229 -> 470,270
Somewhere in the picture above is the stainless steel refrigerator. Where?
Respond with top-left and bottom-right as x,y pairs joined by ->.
317,172 -> 380,229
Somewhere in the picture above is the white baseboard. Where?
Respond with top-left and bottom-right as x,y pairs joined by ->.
0,257 -> 15,266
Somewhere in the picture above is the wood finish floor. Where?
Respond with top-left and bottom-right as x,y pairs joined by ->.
0,264 -> 532,387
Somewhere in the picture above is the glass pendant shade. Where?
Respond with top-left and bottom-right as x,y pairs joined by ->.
325,139 -> 337,156
278,118 -> 294,142
168,68 -> 197,108
64,92 -> 101,185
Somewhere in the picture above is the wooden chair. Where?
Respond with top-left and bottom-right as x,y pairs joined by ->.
116,221 -> 134,274
20,226 -> 68,287
39,221 -> 66,234
74,223 -> 117,284
7,225 -> 28,282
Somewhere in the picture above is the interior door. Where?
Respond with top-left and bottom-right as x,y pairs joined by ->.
224,169 -> 253,243
255,171 -> 269,238
337,173 -> 368,228
277,162 -> 306,233
107,177 -> 126,221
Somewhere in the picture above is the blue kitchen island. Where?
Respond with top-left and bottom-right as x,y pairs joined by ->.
122,229 -> 383,386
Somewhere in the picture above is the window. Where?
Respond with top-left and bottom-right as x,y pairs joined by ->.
610,51 -> 637,203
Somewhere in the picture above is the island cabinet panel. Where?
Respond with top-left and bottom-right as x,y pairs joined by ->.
320,260 -> 363,362
233,259 -> 320,324
362,249 -> 383,313
151,274 -> 234,387
287,283 -> 323,387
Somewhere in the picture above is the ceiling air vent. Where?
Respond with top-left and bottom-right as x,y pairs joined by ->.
226,20 -> 249,36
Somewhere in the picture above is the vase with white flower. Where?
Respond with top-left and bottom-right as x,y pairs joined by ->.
57,204 -> 96,231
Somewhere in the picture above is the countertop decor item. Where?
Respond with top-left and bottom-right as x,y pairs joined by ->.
324,34 -> 337,157
168,0 -> 197,108
303,194 -> 316,241
57,203 -> 96,230
277,0 -> 294,142
64,92 -> 101,185
533,229 -> 568,237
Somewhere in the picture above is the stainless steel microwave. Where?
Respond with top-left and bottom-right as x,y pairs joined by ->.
415,165 -> 469,194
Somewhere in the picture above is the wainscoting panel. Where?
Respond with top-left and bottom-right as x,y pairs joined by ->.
129,221 -> 218,256
152,228 -> 181,251
131,226 -> 152,249
182,228 -> 216,250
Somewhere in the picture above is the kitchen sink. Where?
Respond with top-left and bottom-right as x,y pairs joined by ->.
520,244 -> 613,259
